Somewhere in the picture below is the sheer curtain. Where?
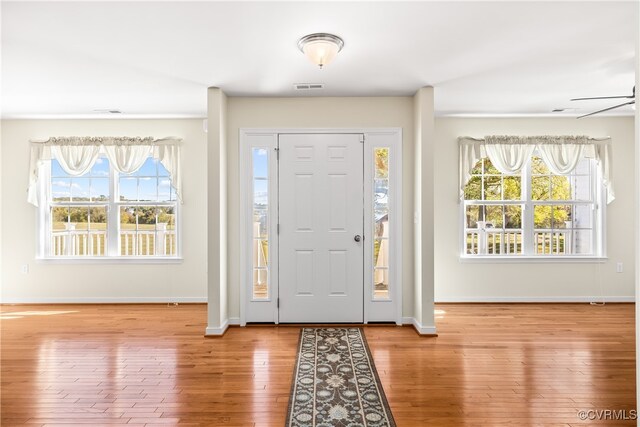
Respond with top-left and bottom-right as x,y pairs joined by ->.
27,136 -> 182,206
53,145 -> 102,176
483,144 -> 536,175
459,135 -> 614,203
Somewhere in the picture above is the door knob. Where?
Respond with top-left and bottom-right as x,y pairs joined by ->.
354,235 -> 362,242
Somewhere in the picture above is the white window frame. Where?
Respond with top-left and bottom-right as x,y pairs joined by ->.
36,157 -> 182,263
460,154 -> 607,262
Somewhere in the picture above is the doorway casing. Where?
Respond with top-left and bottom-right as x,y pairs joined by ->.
239,128 -> 403,325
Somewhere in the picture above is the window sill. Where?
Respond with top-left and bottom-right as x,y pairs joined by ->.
459,255 -> 607,264
36,257 -> 184,265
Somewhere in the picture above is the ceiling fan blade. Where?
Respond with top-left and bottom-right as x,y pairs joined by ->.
577,100 -> 635,119
571,95 -> 633,101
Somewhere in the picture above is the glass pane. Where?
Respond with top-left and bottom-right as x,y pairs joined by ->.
158,178 -> 172,201
502,176 -> 521,200
374,211 -> 389,238
51,207 -> 69,229
572,175 -> 591,201
252,148 -> 269,299
465,205 -> 481,228
253,209 -> 268,238
252,148 -> 268,179
373,147 -> 391,300
535,232 -> 552,255
531,156 -> 549,174
463,176 -> 482,200
51,178 -> 71,201
133,206 -> 155,256
137,158 -> 157,176
374,239 -> 389,267
470,159 -> 483,175
157,161 -> 170,176
504,205 -> 522,229
534,205 -> 552,229
89,207 -> 107,256
483,176 -> 501,200
120,206 -> 137,256
254,179 -> 268,208
551,176 -> 571,200
374,148 -> 389,178
71,178 -> 90,201
90,158 -> 110,177
484,158 -> 500,174
503,231 -> 522,255
253,268 -> 268,299
119,177 -> 137,201
531,176 -> 550,200
374,179 -> 389,209
138,177 -> 158,201
156,207 -> 176,256
69,207 -> 89,230
552,205 -> 571,228
573,230 -> 593,255
51,159 -> 68,177
157,206 -> 176,229
373,268 -> 389,300
90,178 -> 109,202
89,207 -> 107,230
573,205 -> 593,229
485,205 -> 503,228
136,206 -> 157,228
574,158 -> 590,175
254,239 -> 269,265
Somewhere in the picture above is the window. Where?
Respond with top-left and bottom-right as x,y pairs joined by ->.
373,148 -> 390,299
251,148 -> 270,300
45,156 -> 178,258
463,151 -> 603,257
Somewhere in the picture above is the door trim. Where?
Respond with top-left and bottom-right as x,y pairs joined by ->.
240,128 -> 403,326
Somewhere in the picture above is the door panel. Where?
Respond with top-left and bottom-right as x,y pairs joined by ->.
279,134 -> 364,323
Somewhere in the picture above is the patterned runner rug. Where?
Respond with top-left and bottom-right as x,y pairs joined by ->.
286,328 -> 396,427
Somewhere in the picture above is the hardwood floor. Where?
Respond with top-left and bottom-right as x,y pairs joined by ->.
0,303 -> 635,426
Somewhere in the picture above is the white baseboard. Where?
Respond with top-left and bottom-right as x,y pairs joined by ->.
435,296 -> 635,303
402,317 -> 437,335
205,319 -> 229,336
228,317 -> 240,325
0,296 -> 208,304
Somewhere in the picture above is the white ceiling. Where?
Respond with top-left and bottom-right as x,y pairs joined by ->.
1,1 -> 637,118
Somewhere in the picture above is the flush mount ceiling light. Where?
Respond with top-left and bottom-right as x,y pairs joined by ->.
297,33 -> 344,69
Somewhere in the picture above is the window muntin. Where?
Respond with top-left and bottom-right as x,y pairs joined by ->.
46,157 -> 178,258
463,153 -> 600,257
252,148 -> 269,300
373,148 -> 390,299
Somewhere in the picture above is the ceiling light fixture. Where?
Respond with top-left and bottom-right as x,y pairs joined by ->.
298,33 -> 344,69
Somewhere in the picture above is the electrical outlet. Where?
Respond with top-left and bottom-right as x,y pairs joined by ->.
616,262 -> 623,273
21,264 -> 29,274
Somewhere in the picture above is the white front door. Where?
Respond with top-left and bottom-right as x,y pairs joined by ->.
278,134 -> 364,323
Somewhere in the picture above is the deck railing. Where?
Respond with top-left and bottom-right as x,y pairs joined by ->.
52,223 -> 176,256
466,224 -> 573,255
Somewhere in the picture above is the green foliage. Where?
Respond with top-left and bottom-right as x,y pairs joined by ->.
464,158 -> 572,229
54,205 -> 175,228
375,148 -> 389,178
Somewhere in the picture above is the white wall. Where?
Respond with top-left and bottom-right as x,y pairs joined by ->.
225,97 -> 416,319
434,116 -> 635,302
0,119 -> 208,302
1,113 -> 634,307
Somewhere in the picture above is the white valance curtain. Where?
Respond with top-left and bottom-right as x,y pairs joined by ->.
28,136 -> 182,206
459,135 -> 614,204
